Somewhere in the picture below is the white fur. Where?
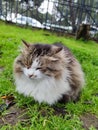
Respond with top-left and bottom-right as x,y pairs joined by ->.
15,58 -> 71,105
15,69 -> 71,105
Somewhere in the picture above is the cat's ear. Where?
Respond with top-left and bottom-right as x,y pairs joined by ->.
22,40 -> 30,48
52,46 -> 65,59
52,46 -> 62,54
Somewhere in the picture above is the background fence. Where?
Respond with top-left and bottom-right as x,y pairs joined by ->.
0,0 -> 98,39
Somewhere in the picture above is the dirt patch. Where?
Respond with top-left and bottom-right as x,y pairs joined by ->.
53,106 -> 67,117
0,105 -> 31,126
39,105 -> 67,118
80,113 -> 98,130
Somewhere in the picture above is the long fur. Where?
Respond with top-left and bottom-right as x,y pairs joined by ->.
13,41 -> 85,105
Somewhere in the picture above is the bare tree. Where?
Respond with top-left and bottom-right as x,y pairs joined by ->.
68,0 -> 77,33
20,0 -> 43,7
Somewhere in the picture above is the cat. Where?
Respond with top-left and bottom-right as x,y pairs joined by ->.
13,40 -> 85,105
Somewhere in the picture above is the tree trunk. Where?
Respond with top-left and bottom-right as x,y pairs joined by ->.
76,24 -> 90,40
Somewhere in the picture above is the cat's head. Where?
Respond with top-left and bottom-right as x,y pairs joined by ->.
15,40 -> 66,80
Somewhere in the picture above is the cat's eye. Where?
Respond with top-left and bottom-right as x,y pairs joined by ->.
25,63 -> 31,69
47,67 -> 56,71
36,67 -> 42,70
27,66 -> 30,69
17,60 -> 24,66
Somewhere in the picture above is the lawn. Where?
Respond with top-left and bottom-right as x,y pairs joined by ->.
0,21 -> 98,130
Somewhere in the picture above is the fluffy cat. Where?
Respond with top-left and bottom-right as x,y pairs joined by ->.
13,40 -> 85,105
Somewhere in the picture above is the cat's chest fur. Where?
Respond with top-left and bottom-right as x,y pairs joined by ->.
15,74 -> 71,105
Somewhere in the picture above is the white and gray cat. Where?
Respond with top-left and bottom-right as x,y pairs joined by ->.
13,40 -> 85,105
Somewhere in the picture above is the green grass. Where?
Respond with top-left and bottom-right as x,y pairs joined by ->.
0,21 -> 98,130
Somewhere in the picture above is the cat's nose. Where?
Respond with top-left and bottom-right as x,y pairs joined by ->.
29,74 -> 33,78
29,74 -> 36,78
